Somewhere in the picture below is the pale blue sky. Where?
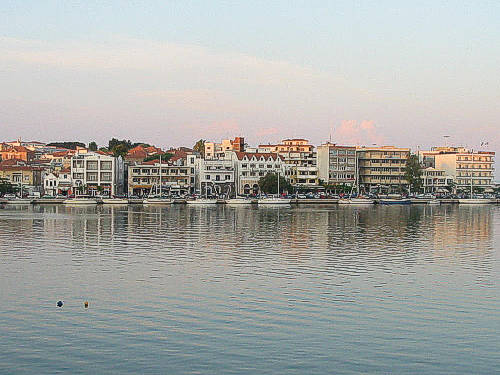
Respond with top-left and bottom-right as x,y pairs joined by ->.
1,1 -> 499,163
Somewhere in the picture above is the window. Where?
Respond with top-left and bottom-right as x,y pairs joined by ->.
216,175 -> 221,181
225,175 -> 230,180
101,172 -> 112,182
133,168 -> 140,173
86,172 -> 98,182
87,161 -> 98,170
206,175 -> 210,180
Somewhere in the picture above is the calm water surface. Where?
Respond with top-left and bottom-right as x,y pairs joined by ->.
0,204 -> 499,374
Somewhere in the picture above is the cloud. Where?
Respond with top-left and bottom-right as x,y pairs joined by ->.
333,120 -> 386,146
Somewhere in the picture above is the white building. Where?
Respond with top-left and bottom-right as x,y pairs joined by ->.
70,151 -> 124,196
421,167 -> 454,193
195,155 -> 235,197
231,151 -> 285,195
43,169 -> 72,196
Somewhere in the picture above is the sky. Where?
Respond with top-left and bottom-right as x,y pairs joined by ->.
1,0 -> 499,167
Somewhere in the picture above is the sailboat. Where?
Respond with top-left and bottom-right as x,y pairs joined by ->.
458,172 -> 493,204
258,171 -> 291,205
338,157 -> 374,205
144,155 -> 172,205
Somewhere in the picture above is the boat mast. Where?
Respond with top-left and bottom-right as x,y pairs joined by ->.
159,154 -> 162,196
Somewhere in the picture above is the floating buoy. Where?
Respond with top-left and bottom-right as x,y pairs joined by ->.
57,301 -> 63,307
84,301 -> 89,308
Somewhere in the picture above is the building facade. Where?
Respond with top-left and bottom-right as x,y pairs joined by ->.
317,143 -> 356,186
356,146 -> 410,192
420,147 -> 495,191
43,169 -> 72,196
195,156 -> 235,197
231,152 -> 285,195
0,160 -> 43,195
421,167 -> 454,193
205,137 -> 245,159
258,139 -> 318,188
128,155 -> 196,196
71,152 -> 124,196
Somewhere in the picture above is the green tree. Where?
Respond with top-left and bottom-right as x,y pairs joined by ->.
88,141 -> 98,151
258,173 -> 292,194
108,138 -> 132,151
405,154 -> 423,193
0,177 -> 17,195
193,139 -> 205,158
112,144 -> 128,158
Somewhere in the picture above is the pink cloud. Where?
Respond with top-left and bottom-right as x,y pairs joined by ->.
333,120 -> 385,146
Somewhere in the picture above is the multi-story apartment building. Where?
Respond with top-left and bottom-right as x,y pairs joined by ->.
421,167 -> 454,193
205,137 -> 245,159
317,143 -> 356,186
128,154 -> 197,196
356,146 -> 410,192
71,151 -> 124,196
195,156 -> 235,197
231,152 -> 285,195
420,147 -> 495,191
258,139 -> 318,188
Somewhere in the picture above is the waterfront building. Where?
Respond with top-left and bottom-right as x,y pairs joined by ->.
0,159 -> 43,195
195,155 -> 235,197
420,146 -> 495,191
70,151 -> 124,196
317,142 -> 356,187
43,168 -> 72,196
128,153 -> 197,196
125,145 -> 164,164
356,146 -> 410,192
420,167 -> 454,193
258,139 -> 318,188
204,137 -> 245,159
231,151 -> 285,195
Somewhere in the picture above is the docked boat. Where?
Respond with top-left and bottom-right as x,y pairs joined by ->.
458,198 -> 494,204
338,197 -> 374,205
101,198 -> 129,204
5,198 -> 33,205
186,198 -> 218,205
63,197 -> 99,205
225,198 -> 252,205
427,199 -> 441,205
143,196 -> 173,205
258,197 -> 291,205
379,198 -> 411,205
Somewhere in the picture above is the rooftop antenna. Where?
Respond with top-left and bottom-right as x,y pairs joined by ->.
443,135 -> 450,147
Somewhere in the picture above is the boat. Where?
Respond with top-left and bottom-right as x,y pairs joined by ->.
186,198 -> 218,205
379,198 -> 411,205
143,196 -> 173,205
427,199 -> 441,205
225,198 -> 252,205
101,198 -> 129,204
458,198 -> 494,204
5,198 -> 33,205
338,197 -> 374,205
63,197 -> 99,205
258,197 -> 291,205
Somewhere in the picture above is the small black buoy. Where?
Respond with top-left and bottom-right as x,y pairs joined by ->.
84,301 -> 89,308
57,301 -> 63,307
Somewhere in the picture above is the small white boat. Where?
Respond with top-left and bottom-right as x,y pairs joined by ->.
427,199 -> 441,205
458,199 -> 493,204
143,197 -> 173,205
338,198 -> 374,205
5,198 -> 32,205
63,198 -> 99,205
225,198 -> 252,205
101,198 -> 129,204
186,198 -> 218,205
258,197 -> 291,205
